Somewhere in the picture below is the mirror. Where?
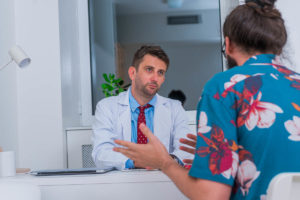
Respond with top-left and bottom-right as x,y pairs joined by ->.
88,0 -> 223,111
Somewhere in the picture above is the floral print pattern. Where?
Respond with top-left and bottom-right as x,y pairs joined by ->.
221,73 -> 284,131
197,111 -> 211,134
237,160 -> 260,196
238,91 -> 283,131
196,123 -> 239,179
272,63 -> 300,90
197,112 -> 261,194
234,149 -> 260,196
284,116 -> 300,141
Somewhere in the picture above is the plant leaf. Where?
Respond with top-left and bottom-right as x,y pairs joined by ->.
101,83 -> 108,89
103,73 -> 109,82
104,91 -> 109,97
118,88 -> 124,93
113,78 -> 122,83
101,73 -> 126,97
107,84 -> 114,91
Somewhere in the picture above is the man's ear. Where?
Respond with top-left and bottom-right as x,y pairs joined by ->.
225,36 -> 234,55
128,66 -> 136,81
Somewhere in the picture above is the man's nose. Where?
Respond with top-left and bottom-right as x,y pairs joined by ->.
150,72 -> 159,82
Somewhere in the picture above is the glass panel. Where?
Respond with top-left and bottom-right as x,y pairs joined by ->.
88,0 -> 223,112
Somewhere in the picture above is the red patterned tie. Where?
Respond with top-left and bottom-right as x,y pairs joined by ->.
137,104 -> 152,144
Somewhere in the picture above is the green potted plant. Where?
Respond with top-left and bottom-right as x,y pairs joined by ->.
101,73 -> 130,97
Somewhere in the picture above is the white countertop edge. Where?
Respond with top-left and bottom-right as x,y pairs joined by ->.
0,170 -> 172,186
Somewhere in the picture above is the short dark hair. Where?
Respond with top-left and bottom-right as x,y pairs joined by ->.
168,90 -> 186,105
131,45 -> 169,70
223,0 -> 287,55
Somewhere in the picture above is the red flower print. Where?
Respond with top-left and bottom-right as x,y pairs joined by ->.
197,125 -> 238,179
209,143 -> 233,174
239,149 -> 253,162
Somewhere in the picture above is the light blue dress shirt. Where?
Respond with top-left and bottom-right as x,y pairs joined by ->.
125,88 -> 156,168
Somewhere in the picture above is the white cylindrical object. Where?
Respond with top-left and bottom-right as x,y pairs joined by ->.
8,45 -> 31,68
0,151 -> 16,177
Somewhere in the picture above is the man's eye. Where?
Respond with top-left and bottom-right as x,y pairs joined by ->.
158,71 -> 165,76
146,68 -> 152,72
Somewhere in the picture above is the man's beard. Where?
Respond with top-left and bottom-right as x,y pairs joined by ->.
135,76 -> 159,98
226,55 -> 238,70
140,82 -> 159,98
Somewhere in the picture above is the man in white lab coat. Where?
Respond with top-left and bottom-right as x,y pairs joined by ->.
92,45 -> 192,170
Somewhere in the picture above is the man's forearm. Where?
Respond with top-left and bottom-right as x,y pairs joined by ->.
161,160 -> 231,200
161,160 -> 199,199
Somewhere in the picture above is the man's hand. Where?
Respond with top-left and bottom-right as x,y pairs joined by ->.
179,133 -> 197,165
114,123 -> 175,170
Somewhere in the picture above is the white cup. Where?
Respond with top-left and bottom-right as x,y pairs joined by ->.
0,151 -> 16,177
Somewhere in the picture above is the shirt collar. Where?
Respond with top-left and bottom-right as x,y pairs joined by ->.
128,87 -> 157,112
243,54 -> 276,66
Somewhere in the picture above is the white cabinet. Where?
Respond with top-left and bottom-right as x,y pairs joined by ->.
186,110 -> 197,134
66,128 -> 94,169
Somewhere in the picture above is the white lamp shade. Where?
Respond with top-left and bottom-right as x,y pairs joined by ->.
8,45 -> 31,68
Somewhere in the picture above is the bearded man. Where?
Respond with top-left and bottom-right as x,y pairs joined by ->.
92,45 -> 192,170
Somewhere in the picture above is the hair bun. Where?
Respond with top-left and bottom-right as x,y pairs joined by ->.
246,0 -> 275,9
246,0 -> 280,18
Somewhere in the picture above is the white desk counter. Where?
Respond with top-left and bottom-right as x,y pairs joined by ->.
0,170 -> 188,200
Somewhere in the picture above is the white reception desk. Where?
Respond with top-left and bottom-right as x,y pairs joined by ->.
0,170 -> 188,200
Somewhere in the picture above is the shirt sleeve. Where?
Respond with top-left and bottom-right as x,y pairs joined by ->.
92,100 -> 129,170
188,93 -> 238,186
125,159 -> 134,169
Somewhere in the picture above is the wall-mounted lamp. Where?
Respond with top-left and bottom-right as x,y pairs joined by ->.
0,45 -> 31,71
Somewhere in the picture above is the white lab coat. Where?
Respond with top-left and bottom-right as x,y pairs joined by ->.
92,90 -> 193,170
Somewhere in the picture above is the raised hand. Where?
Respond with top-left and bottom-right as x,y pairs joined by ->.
179,133 -> 197,165
114,123 -> 175,170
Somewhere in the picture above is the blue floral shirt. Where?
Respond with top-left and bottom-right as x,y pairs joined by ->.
189,54 -> 300,199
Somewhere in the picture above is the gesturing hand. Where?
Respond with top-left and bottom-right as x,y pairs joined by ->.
114,123 -> 174,170
179,133 -> 197,165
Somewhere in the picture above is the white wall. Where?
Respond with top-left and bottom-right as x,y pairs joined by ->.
277,1 -> 300,73
15,0 -> 64,170
0,0 -> 18,162
160,43 -> 222,109
0,0 -> 65,170
90,0 -> 116,110
59,0 -> 82,128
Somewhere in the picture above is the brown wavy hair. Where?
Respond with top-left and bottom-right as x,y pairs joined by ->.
131,45 -> 170,70
223,0 -> 287,55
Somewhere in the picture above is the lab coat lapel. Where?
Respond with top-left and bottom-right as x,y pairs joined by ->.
118,91 -> 132,142
154,95 -> 171,148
